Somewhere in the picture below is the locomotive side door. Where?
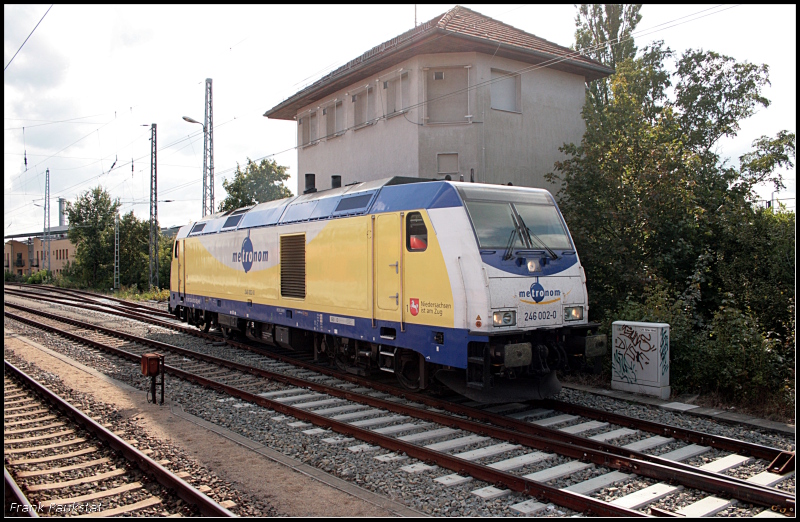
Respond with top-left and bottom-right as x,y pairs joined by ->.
374,213 -> 404,329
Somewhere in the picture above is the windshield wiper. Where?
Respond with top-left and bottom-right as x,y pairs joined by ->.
526,226 -> 559,260
503,228 -> 517,261
513,207 -> 558,260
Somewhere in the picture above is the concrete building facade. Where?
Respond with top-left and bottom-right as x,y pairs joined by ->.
265,6 -> 613,194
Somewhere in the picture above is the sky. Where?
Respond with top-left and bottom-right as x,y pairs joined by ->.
4,4 -> 796,237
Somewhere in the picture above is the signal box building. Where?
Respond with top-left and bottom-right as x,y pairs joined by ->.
264,5 -> 613,194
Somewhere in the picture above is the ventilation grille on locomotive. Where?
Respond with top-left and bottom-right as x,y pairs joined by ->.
280,235 -> 306,298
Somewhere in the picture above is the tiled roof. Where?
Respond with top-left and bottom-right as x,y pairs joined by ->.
265,6 -> 613,120
437,6 -> 603,69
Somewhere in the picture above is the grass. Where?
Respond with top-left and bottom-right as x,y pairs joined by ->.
113,286 -> 170,302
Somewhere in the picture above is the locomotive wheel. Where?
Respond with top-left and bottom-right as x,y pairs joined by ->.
333,339 -> 355,372
395,348 -> 422,391
221,326 -> 236,340
196,312 -> 211,333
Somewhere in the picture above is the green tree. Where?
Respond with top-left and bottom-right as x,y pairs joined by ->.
67,187 -> 120,289
549,42 -> 793,330
549,32 -> 796,402
218,158 -> 292,213
117,211 -> 150,290
158,234 -> 173,291
674,49 -> 770,155
574,4 -> 642,110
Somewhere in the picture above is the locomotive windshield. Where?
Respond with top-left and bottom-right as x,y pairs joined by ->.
457,185 -> 572,251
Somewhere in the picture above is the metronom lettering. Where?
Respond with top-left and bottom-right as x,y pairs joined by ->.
232,251 -> 268,263
519,289 -> 561,298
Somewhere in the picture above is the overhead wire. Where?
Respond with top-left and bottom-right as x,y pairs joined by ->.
7,4 -> 789,232
9,5 -> 584,220
4,117 -> 238,219
5,113 -> 110,130
4,4 -> 54,72
3,5 -> 749,197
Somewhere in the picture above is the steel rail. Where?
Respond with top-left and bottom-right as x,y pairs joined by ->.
165,362 -> 646,517
3,360 -> 236,518
4,287 -> 175,320
9,283 -> 171,317
215,339 -> 794,490
228,336 -> 794,498
5,306 -> 794,514
5,466 -> 39,518
5,308 -> 642,516
234,334 -> 791,464
4,294 -> 196,334
5,296 -> 791,490
541,398 -> 791,462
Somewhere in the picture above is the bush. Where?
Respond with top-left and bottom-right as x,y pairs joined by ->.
25,270 -> 51,284
606,284 -> 794,413
700,298 -> 789,403
5,270 -> 22,283
54,261 -> 83,289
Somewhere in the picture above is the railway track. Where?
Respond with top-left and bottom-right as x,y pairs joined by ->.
4,292 -> 795,517
3,360 -> 235,518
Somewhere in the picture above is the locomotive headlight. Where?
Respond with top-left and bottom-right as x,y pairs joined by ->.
526,258 -> 541,273
564,306 -> 584,321
493,310 -> 516,327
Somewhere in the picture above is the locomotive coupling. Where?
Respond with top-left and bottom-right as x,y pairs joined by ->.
584,334 -> 607,358
494,342 -> 532,368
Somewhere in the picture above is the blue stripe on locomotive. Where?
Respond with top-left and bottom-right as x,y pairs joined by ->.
180,292 -> 474,368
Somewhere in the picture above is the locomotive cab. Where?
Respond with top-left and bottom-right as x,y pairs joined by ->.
432,184 -> 606,401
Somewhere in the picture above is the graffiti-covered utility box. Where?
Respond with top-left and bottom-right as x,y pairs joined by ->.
611,321 -> 670,399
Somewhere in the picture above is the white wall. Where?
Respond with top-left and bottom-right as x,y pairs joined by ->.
294,51 -> 587,194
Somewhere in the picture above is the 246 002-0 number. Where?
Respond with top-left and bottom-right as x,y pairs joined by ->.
525,310 -> 557,322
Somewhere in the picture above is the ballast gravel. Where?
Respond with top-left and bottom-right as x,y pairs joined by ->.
5,296 -> 795,517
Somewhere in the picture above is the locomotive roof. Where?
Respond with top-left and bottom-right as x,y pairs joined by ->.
176,177 -> 554,239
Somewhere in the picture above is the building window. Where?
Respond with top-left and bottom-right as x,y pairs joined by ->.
323,106 -> 332,137
324,101 -> 344,138
426,67 -> 468,123
437,153 -> 459,178
335,101 -> 345,134
385,72 -> 410,117
491,69 -> 521,112
299,111 -> 318,146
353,87 -> 374,128
309,111 -> 318,143
299,116 -> 309,146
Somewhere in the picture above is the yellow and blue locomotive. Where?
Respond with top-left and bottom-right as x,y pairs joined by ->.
169,178 -> 605,402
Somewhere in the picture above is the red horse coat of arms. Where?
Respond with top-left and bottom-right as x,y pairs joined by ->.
409,298 -> 420,316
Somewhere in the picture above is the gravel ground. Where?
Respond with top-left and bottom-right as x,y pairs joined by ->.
4,349 -> 282,517
555,387 -> 794,452
4,295 -> 796,517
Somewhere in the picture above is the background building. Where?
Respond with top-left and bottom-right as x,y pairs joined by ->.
265,6 -> 613,194
4,227 -> 73,278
